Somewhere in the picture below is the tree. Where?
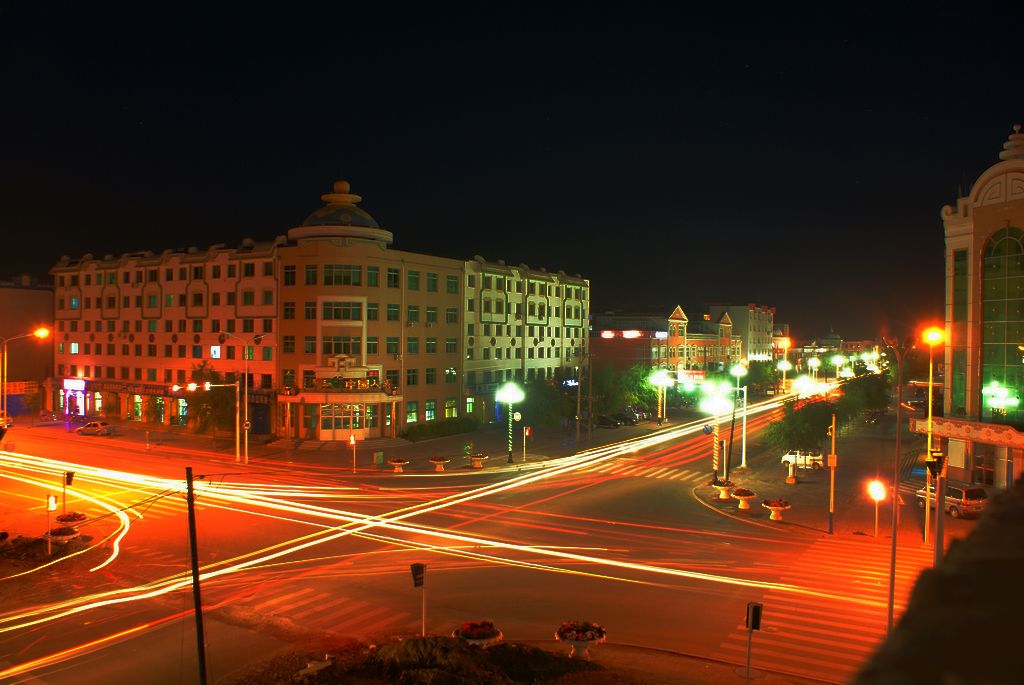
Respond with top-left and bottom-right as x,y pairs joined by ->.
836,373 -> 890,427
744,361 -> 778,395
186,361 -> 237,434
764,398 -> 835,453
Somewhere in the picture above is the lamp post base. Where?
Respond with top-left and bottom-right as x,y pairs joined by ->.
507,451 -> 513,464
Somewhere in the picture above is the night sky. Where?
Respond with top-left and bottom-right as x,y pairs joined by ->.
2,4 -> 1021,340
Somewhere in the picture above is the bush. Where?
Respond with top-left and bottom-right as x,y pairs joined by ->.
399,417 -> 479,442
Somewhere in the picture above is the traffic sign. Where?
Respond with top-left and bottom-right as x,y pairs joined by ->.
410,563 -> 426,588
513,411 -> 522,422
703,425 -> 713,435
746,601 -> 763,630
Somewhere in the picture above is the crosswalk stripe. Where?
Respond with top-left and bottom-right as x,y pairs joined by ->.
331,605 -> 391,632
717,631 -> 870,662
292,595 -> 352,621
251,588 -> 316,612
317,599 -> 371,624
715,640 -> 860,674
647,468 -> 672,478
357,611 -> 411,636
667,471 -> 688,480
276,592 -> 332,615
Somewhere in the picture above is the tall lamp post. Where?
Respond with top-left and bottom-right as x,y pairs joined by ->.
882,336 -> 911,634
1,327 -> 51,422
777,359 -> 792,396
728,363 -> 748,471
223,333 -> 266,465
807,356 -> 821,380
830,354 -> 846,383
922,326 -> 944,546
495,382 -> 524,464
649,369 -> 674,425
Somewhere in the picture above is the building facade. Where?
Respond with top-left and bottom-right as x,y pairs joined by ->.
929,125 -> 1024,487
0,275 -> 53,417
50,180 -> 590,440
708,304 -> 775,361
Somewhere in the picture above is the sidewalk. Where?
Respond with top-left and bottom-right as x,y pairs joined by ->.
690,413 -> 941,548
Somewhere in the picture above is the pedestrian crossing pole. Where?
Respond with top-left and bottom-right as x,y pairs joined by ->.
828,414 -> 837,535
712,423 -> 720,479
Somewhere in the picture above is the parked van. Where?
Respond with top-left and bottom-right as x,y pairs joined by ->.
915,482 -> 988,519
780,450 -> 824,470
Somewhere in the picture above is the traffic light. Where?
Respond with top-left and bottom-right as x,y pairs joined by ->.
65,471 -> 75,486
46,495 -> 57,511
926,450 -> 946,478
524,426 -> 531,438
349,434 -> 356,446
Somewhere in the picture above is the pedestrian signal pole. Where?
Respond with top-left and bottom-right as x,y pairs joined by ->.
827,414 -> 837,534
410,563 -> 426,637
745,602 -> 763,685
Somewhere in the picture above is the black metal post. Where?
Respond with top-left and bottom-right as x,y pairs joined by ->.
725,387 -> 738,482
882,337 -> 906,635
185,467 -> 208,685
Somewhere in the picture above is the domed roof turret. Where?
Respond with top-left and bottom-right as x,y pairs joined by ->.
288,180 -> 393,245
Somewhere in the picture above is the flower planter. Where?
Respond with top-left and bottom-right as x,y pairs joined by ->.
429,457 -> 451,472
452,621 -> 502,648
711,483 -> 735,500
468,454 -> 489,469
56,512 -> 87,525
388,458 -> 410,473
732,489 -> 757,510
762,499 -> 791,521
47,526 -> 80,544
555,621 -> 607,660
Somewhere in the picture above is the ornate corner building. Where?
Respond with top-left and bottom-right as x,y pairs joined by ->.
49,180 -> 589,440
930,125 -> 1024,488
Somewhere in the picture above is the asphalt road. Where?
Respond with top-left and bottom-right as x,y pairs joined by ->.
0,397 -> 975,684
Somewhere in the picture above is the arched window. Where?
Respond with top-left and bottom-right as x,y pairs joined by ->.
981,226 -> 1024,424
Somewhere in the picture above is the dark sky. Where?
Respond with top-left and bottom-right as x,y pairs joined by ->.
2,3 -> 1021,340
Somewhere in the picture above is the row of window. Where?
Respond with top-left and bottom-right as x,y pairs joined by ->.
466,323 -> 584,339
281,301 -> 458,323
59,289 -> 274,311
284,265 -> 459,293
470,299 -> 584,319
59,342 -> 271,361
282,335 -> 459,355
58,318 -> 273,335
468,274 -> 587,300
283,367 -> 459,389
58,262 -> 273,288
465,366 -> 559,386
57,364 -> 273,388
317,398 -> 458,427
466,346 -> 568,360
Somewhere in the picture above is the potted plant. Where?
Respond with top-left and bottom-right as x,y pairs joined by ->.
47,526 -> 80,543
452,620 -> 503,648
55,512 -> 87,525
762,497 -> 791,521
388,458 -> 410,473
555,620 -> 607,660
429,456 -> 451,472
731,487 -> 757,510
710,477 -> 735,500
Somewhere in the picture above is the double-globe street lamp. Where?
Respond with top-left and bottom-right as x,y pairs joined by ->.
495,382 -> 525,464
1,327 -> 51,425
727,363 -> 749,472
649,368 -> 675,425
807,356 -> 821,380
777,337 -> 791,393
830,354 -> 846,382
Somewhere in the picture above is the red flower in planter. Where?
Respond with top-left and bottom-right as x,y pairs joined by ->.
555,621 -> 607,642
732,488 -> 755,497
455,621 -> 500,640
763,498 -> 790,508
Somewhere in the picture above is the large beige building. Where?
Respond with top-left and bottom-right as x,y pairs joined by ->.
50,181 -> 590,440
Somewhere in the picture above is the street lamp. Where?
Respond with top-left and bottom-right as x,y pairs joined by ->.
728,363 -> 748,472
649,369 -> 674,425
1,327 -> 50,423
173,380 -> 241,463
776,359 -> 792,395
881,336 -> 911,634
867,479 -> 887,538
830,354 -> 846,382
495,382 -> 524,464
807,356 -> 821,380
222,333 -> 265,464
922,325 -> 944,545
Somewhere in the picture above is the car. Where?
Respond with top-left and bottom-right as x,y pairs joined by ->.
915,482 -> 988,518
613,411 -> 639,426
0,413 -> 12,429
76,421 -> 112,436
595,414 -> 623,428
780,450 -> 824,470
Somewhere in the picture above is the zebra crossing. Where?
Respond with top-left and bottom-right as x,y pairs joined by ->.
711,535 -> 934,683
235,586 -> 413,638
580,461 -> 710,483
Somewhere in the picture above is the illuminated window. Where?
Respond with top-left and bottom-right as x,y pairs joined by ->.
425,400 -> 436,421
406,401 -> 418,423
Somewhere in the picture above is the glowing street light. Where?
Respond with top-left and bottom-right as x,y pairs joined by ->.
921,325 -> 944,545
807,356 -> 821,380
868,479 -> 887,538
830,355 -> 846,382
649,369 -> 674,425
777,359 -> 793,394
495,382 -> 525,464
1,327 -> 51,424
728,363 -> 749,471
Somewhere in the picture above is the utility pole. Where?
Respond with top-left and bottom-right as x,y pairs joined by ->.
587,352 -> 593,441
185,467 -> 209,685
882,337 -> 909,635
828,413 -> 837,534
575,356 -> 584,445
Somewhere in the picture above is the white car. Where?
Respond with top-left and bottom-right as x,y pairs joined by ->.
76,421 -> 112,436
780,450 -> 824,470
